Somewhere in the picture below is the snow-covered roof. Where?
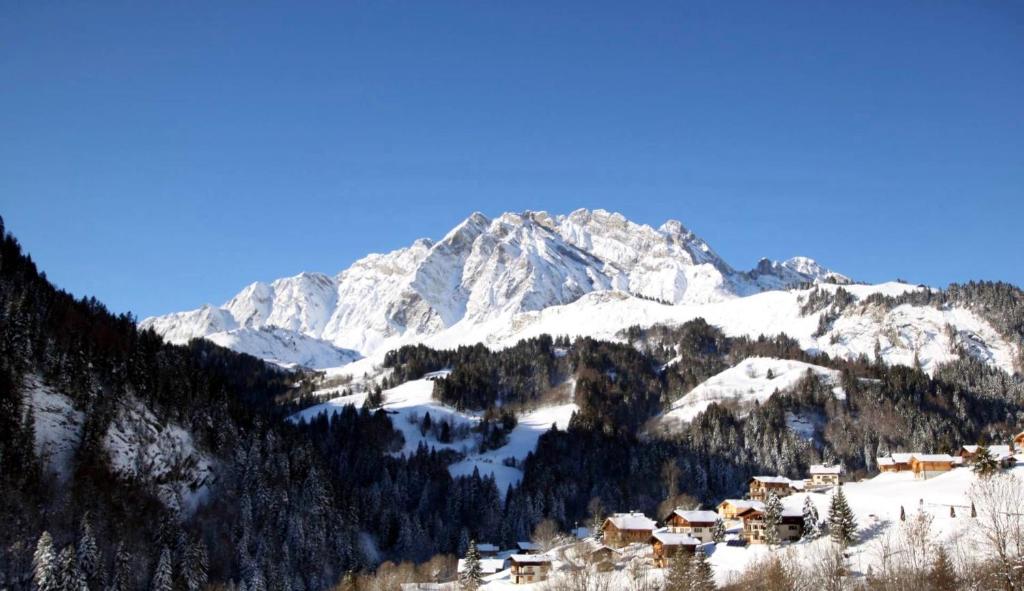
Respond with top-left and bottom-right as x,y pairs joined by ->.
516,541 -> 539,551
877,453 -> 916,465
606,512 -> 657,531
810,464 -> 843,475
457,558 -> 506,574
510,554 -> 552,564
738,506 -> 803,519
650,528 -> 701,546
717,499 -> 765,512
751,475 -> 792,485
475,543 -> 499,553
670,509 -> 719,523
912,453 -> 955,463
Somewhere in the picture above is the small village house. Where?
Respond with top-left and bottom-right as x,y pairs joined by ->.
738,506 -> 804,544
959,445 -> 1016,468
748,476 -> 794,501
457,557 -> 507,577
717,499 -> 764,520
876,452 -> 914,473
509,555 -> 552,585
808,464 -> 843,487
1014,430 -> 1024,449
909,453 -> 955,479
475,543 -> 500,557
649,529 -> 701,568
515,541 -> 540,554
602,512 -> 658,547
587,545 -> 620,571
662,509 -> 719,542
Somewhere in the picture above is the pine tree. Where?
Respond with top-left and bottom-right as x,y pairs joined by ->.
77,514 -> 99,584
111,543 -> 132,591
589,514 -> 604,543
33,531 -> 58,591
57,546 -> 86,591
711,518 -> 726,544
459,540 -> 483,591
182,538 -> 208,591
972,445 -> 999,477
151,548 -> 173,591
927,546 -> 958,591
663,546 -> 691,591
763,493 -> 783,547
828,486 -> 857,546
688,546 -> 715,591
801,496 -> 820,540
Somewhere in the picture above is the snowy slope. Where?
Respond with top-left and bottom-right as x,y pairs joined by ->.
141,209 -> 849,360
206,326 -> 360,370
658,357 -> 844,424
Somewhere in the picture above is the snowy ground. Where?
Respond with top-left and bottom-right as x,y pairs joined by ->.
656,356 -> 844,425
290,378 -> 577,494
462,466 -> 1024,589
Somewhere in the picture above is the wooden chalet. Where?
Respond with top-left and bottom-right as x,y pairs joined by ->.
649,529 -> 700,567
602,512 -> 658,547
808,464 -> 843,487
509,554 -> 552,585
588,545 -> 620,571
876,452 -> 914,473
663,509 -> 719,542
748,476 -> 793,501
737,506 -> 803,544
717,499 -> 764,520
959,445 -> 1016,467
457,557 -> 507,576
515,541 -> 540,554
1014,430 -> 1024,449
475,543 -> 500,557
910,453 -> 955,479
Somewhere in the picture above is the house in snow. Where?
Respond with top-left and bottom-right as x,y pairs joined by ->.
649,529 -> 701,567
959,445 -> 1016,468
457,557 -> 507,576
588,545 -> 620,571
909,453 -> 955,479
602,512 -> 658,547
475,543 -> 500,557
876,452 -> 915,473
662,509 -> 719,542
808,464 -> 843,487
509,555 -> 552,585
748,476 -> 794,501
1014,430 -> 1024,449
515,541 -> 540,554
717,499 -> 764,520
737,506 -> 804,544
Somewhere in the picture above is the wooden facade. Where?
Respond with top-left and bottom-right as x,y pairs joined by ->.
663,510 -> 719,542
1014,431 -> 1024,449
876,453 -> 913,473
649,530 -> 700,568
717,499 -> 764,520
509,555 -> 551,585
602,512 -> 657,548
808,464 -> 842,487
738,507 -> 803,544
910,454 -> 954,479
748,476 -> 793,501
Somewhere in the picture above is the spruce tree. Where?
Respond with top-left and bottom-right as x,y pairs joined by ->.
711,518 -> 726,544
33,532 -> 58,591
183,538 -> 208,591
664,547 -> 691,591
763,493 -> 783,547
459,540 -> 483,591
688,546 -> 715,591
151,548 -> 173,591
972,445 -> 999,477
76,514 -> 99,584
589,514 -> 604,543
828,486 -> 857,546
801,496 -> 820,540
927,546 -> 958,591
111,543 -> 132,591
57,546 -> 86,591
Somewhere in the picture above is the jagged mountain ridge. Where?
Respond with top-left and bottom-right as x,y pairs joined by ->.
141,209 -> 849,363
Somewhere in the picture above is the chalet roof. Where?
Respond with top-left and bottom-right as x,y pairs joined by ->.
605,512 -> 657,531
669,509 -> 719,524
961,445 -> 1013,457
750,476 -> 792,485
457,558 -> 506,574
738,506 -> 803,519
717,499 -> 765,512
475,543 -> 499,553
809,464 -> 843,475
877,453 -> 915,465
650,528 -> 701,546
516,541 -> 539,551
510,554 -> 552,564
911,453 -> 955,463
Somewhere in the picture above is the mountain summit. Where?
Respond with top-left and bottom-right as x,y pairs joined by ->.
141,209 -> 847,362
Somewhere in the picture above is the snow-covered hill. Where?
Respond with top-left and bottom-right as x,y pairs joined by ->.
141,209 -> 850,364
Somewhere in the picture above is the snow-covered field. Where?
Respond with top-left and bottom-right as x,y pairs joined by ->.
657,357 -> 844,425
460,467 -> 1024,589
290,378 -> 577,494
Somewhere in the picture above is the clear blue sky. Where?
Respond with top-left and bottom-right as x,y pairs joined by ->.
2,1 -> 1022,319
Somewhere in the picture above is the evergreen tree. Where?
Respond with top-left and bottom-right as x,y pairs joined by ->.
151,548 -> 173,591
801,496 -> 820,540
663,546 -> 691,591
33,532 -> 58,591
828,486 -> 857,546
56,546 -> 86,591
111,543 -> 132,591
77,514 -> 99,584
589,514 -> 604,543
363,386 -> 384,410
927,546 -> 958,591
182,538 -> 208,591
458,540 -> 483,591
763,493 -> 783,547
972,445 -> 999,477
711,518 -> 726,544
688,546 -> 715,591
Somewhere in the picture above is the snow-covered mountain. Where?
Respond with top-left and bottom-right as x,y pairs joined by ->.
141,209 -> 851,367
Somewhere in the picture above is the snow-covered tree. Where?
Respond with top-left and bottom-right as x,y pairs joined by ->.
459,540 -> 483,591
688,546 -> 715,591
57,546 -> 86,591
151,548 -> 173,591
972,445 -> 999,477
801,496 -> 820,540
711,518 -> 726,544
182,538 -> 208,591
828,486 -> 857,546
763,493 -> 783,547
77,514 -> 99,583
33,531 -> 58,591
111,543 -> 132,591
